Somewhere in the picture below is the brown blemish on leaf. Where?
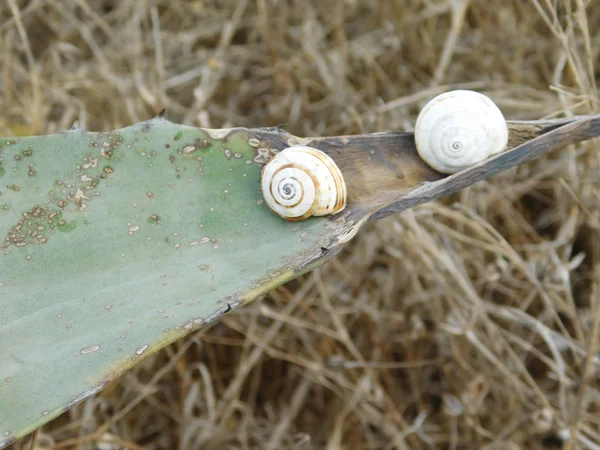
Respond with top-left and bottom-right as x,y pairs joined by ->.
147,214 -> 161,225
1,205 -> 62,250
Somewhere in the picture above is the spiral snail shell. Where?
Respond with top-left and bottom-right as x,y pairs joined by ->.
415,90 -> 509,174
260,145 -> 347,221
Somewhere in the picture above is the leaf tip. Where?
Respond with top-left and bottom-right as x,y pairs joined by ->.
156,108 -> 167,119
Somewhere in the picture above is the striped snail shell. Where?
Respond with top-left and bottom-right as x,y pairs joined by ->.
261,146 -> 347,221
415,90 -> 509,174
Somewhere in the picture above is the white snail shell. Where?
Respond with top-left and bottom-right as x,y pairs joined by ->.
261,145 -> 347,221
415,90 -> 509,174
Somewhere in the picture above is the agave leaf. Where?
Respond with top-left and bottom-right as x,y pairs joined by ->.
1,114 -> 599,447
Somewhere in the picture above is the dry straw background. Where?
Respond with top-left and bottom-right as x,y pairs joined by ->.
1,0 -> 600,449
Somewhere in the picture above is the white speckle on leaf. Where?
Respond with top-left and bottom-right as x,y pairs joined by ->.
287,136 -> 312,146
190,237 -> 210,246
128,225 -> 140,235
136,345 -> 149,355
80,345 -> 101,355
204,128 -> 234,139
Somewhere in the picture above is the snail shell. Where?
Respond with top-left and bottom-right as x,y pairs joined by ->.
415,90 -> 509,174
261,145 -> 347,221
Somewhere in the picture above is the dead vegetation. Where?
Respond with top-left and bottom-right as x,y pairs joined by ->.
1,0 -> 599,449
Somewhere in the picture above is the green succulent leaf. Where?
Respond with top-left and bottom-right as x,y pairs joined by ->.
0,119 -> 345,446
1,113 -> 599,448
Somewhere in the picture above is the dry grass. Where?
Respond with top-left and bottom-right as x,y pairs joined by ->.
2,0 -> 600,449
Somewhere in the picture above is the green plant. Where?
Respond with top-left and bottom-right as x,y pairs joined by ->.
0,112 -> 599,448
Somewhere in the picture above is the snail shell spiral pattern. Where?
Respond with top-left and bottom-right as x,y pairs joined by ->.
261,146 -> 347,221
415,90 -> 509,174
